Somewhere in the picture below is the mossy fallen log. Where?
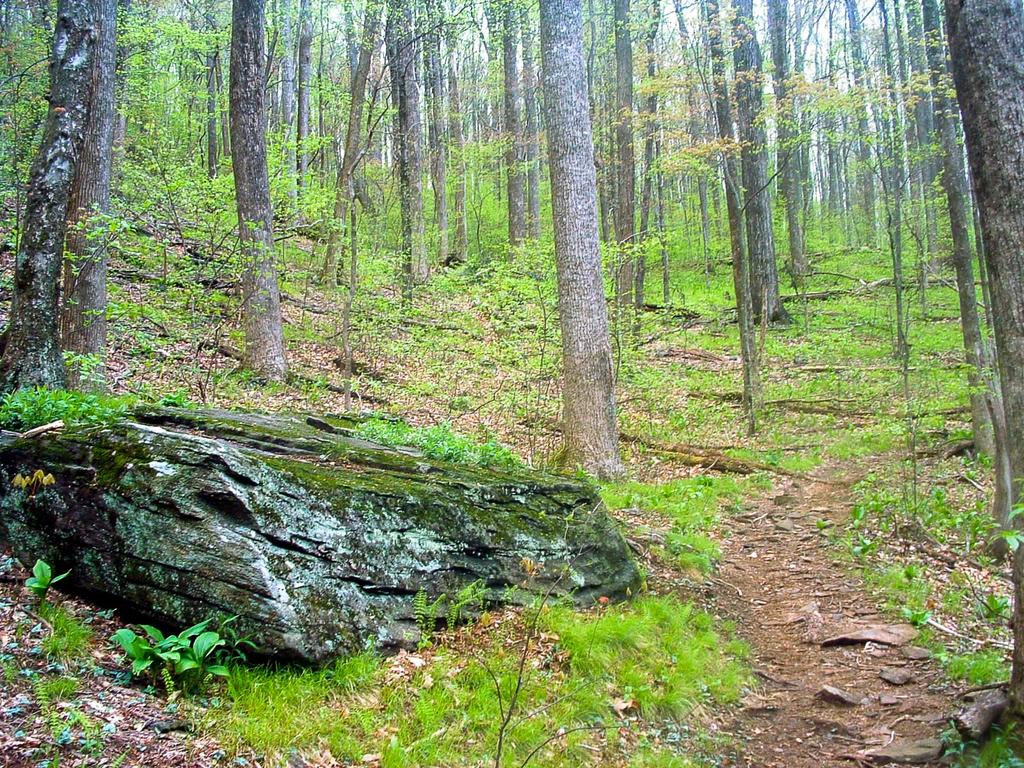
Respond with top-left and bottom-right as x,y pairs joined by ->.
0,408 -> 640,662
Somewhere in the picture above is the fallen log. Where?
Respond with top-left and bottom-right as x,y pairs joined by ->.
0,408 -> 640,662
954,688 -> 1010,741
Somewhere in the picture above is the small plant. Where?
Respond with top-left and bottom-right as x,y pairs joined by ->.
977,593 -> 1011,623
0,387 -> 130,432
12,469 -> 56,498
111,618 -> 230,692
354,418 -> 523,469
413,588 -> 445,648
900,606 -> 932,627
24,559 -> 69,603
446,580 -> 487,629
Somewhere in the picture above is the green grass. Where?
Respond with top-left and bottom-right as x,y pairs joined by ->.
354,417 -> 524,470
0,387 -> 131,431
602,476 -> 744,574
941,649 -> 1008,686
208,595 -> 747,767
39,602 -> 93,663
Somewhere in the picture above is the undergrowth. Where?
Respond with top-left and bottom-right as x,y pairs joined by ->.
354,417 -> 524,470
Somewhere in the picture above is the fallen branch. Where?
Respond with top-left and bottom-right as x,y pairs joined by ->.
621,432 -> 804,477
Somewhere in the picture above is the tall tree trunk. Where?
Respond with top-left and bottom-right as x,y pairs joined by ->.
767,0 -> 808,282
922,0 -> 997,458
205,5 -> 218,179
704,0 -> 762,432
448,56 -> 469,264
613,0 -> 635,310
637,0 -> 659,308
945,1 -> 1024,713
61,0 -> 116,393
320,0 -> 380,285
501,0 -> 526,249
521,5 -> 541,240
280,0 -> 296,203
425,0 -> 448,265
1,0 -> 96,392
539,0 -> 622,479
734,0 -> 787,324
230,0 -> 288,381
296,0 -> 312,194
387,0 -> 428,288
845,0 -> 878,241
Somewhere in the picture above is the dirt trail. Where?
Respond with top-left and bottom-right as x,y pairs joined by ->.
715,469 -> 958,767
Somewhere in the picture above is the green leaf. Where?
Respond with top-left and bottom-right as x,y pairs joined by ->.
205,664 -> 230,677
140,625 -> 165,642
177,619 -> 211,640
32,559 -> 52,583
175,657 -> 199,674
192,631 -> 224,661
131,658 -> 153,676
111,628 -> 138,653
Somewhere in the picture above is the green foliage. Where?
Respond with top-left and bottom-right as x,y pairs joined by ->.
24,559 -> 70,602
208,595 -> 745,766
110,617 -> 244,692
354,417 -> 523,469
39,603 -> 92,663
0,388 -> 130,432
941,649 -> 1008,686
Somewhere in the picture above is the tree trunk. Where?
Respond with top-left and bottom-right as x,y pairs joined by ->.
767,0 -> 808,282
296,0 -> 312,194
279,0 -> 296,204
61,0 -> 116,393
501,0 -> 526,249
230,0 -> 288,382
922,0 -> 997,458
704,0 -> 762,433
636,0 -> 659,308
205,4 -> 218,179
521,5 -> 541,241
1,0 -> 96,393
386,0 -> 428,288
733,0 -> 787,324
425,0 -> 448,265
945,0 -> 1024,714
845,0 -> 878,241
320,0 -> 380,285
613,0 -> 635,310
539,0 -> 623,479
448,56 -> 469,264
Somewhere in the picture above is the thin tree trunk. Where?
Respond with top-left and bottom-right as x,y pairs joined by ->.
501,0 -> 526,249
296,0 -> 312,193
845,0 -> 878,241
425,0 -> 448,264
61,0 -> 116,393
636,0 -> 659,308
280,0 -> 296,203
767,0 -> 808,282
704,0 -> 761,432
320,0 -> 380,285
734,0 -> 787,324
230,0 -> 287,381
448,56 -> 468,264
521,5 -> 541,240
540,0 -> 622,479
1,0 -> 96,392
613,0 -> 635,310
387,0 -> 428,288
205,5 -> 218,179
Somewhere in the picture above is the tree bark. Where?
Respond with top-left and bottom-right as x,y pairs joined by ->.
636,0 -> 658,308
767,0 -> 808,282
448,56 -> 469,264
425,0 -> 448,264
279,0 -> 296,203
521,5 -> 541,240
539,0 -> 623,478
296,0 -> 312,193
613,0 -> 635,309
501,0 -> 526,249
1,0 -> 96,393
61,0 -> 116,393
733,0 -> 787,324
945,0 -> 1024,714
320,0 -> 380,285
387,0 -> 428,288
704,0 -> 762,432
230,0 -> 288,382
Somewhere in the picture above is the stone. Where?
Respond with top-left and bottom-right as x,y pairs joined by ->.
821,624 -> 918,647
0,408 -> 641,662
900,646 -> 932,660
880,666 -> 915,685
865,738 -> 943,764
815,685 -> 863,707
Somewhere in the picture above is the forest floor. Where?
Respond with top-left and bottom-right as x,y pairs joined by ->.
714,467 -> 954,767
0,219 -> 1019,766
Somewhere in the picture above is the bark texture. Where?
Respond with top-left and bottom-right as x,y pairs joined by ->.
539,0 -> 623,478
945,0 -> 1024,714
502,0 -> 526,248
1,0 -> 97,392
61,0 -> 116,392
230,0 -> 288,381
613,0 -> 635,307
